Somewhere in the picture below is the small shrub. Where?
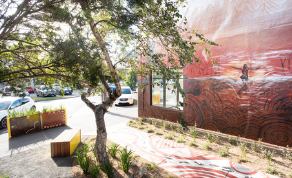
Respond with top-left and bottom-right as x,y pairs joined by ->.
227,135 -> 236,145
145,162 -> 157,171
238,141 -> 247,158
282,145 -> 292,161
151,119 -> 157,126
91,164 -> 99,178
164,134 -> 172,140
203,144 -> 211,150
219,146 -> 229,157
204,132 -> 219,144
182,133 -> 185,139
189,142 -> 197,147
162,121 -> 167,132
99,160 -> 115,178
219,150 -> 228,157
238,156 -> 248,162
176,137 -> 185,143
189,124 -> 198,143
155,131 -> 162,135
171,130 -> 175,137
147,129 -> 154,133
266,166 -> 279,175
107,143 -> 120,158
119,147 -> 136,172
176,126 -> 183,134
250,138 -> 263,152
137,118 -> 142,126
138,126 -> 144,130
129,120 -> 133,124
76,144 -> 90,174
261,149 -> 275,166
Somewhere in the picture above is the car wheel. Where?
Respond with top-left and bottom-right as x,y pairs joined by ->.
1,117 -> 7,128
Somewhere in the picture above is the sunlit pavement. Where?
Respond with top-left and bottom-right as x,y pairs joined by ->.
106,123 -> 278,178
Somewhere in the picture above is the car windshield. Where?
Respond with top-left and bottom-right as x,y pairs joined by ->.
41,87 -> 50,90
0,101 -> 12,110
122,88 -> 131,94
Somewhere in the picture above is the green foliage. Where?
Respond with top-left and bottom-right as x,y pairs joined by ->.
164,134 -> 172,140
0,173 -> 9,178
227,135 -> 236,145
179,112 -> 188,130
151,119 -> 157,126
99,159 -> 115,178
189,142 -> 197,147
219,146 -> 229,157
155,131 -> 162,135
76,144 -> 90,174
147,129 -> 154,133
282,145 -> 292,161
237,140 -> 247,158
91,164 -> 99,178
204,132 -> 219,145
176,137 -> 185,143
119,147 -> 136,173
107,143 -> 120,158
203,144 -> 211,150
126,70 -> 138,90
162,121 -> 167,132
144,162 -> 157,171
138,126 -> 144,130
42,104 -> 65,113
261,149 -> 275,166
189,124 -> 198,143
250,138 -> 263,152
137,118 -> 142,126
8,108 -> 38,118
266,166 -> 279,175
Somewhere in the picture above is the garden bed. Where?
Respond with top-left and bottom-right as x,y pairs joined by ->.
71,137 -> 179,178
126,117 -> 292,178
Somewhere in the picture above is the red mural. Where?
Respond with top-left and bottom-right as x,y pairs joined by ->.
138,0 -> 292,147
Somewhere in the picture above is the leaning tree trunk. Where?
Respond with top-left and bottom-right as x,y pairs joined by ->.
79,0 -> 122,166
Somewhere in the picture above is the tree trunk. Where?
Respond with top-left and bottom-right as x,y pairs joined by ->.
93,106 -> 108,164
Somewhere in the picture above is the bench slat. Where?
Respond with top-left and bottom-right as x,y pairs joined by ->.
51,129 -> 81,157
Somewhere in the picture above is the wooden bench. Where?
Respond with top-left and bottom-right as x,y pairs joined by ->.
51,129 -> 81,157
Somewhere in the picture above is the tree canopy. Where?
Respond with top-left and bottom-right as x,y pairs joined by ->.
0,0 -> 217,164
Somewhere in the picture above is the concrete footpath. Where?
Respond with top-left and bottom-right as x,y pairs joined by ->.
0,122 -> 278,178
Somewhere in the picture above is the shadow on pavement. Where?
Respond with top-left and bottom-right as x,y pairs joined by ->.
9,126 -> 72,150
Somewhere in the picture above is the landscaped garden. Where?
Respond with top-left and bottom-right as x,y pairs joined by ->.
72,117 -> 292,178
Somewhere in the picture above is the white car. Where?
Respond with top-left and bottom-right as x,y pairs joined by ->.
114,87 -> 134,106
0,97 -> 36,128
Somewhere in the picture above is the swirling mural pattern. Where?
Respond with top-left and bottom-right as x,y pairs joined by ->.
138,79 -> 292,147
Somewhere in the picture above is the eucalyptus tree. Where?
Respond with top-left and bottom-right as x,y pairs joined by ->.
0,0 -> 217,165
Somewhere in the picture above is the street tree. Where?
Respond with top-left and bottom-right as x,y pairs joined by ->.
0,0 -> 217,165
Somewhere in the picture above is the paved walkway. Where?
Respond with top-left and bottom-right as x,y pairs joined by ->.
107,123 -> 278,178
0,121 -> 278,178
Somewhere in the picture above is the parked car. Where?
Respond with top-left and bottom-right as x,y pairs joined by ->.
12,88 -> 30,97
0,96 -> 36,128
36,85 -> 56,97
56,87 -> 73,95
26,87 -> 34,93
3,86 -> 12,96
114,87 -> 134,106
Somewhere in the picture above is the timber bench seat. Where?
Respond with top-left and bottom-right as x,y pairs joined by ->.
51,129 -> 81,157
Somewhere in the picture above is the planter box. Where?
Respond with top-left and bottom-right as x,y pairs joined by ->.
7,114 -> 40,139
41,109 -> 67,130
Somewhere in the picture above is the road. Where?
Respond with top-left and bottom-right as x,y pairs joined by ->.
33,91 -> 138,135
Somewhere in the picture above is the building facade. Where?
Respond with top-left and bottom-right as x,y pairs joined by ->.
138,0 -> 292,147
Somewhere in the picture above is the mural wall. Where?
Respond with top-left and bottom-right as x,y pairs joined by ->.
138,0 -> 292,147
